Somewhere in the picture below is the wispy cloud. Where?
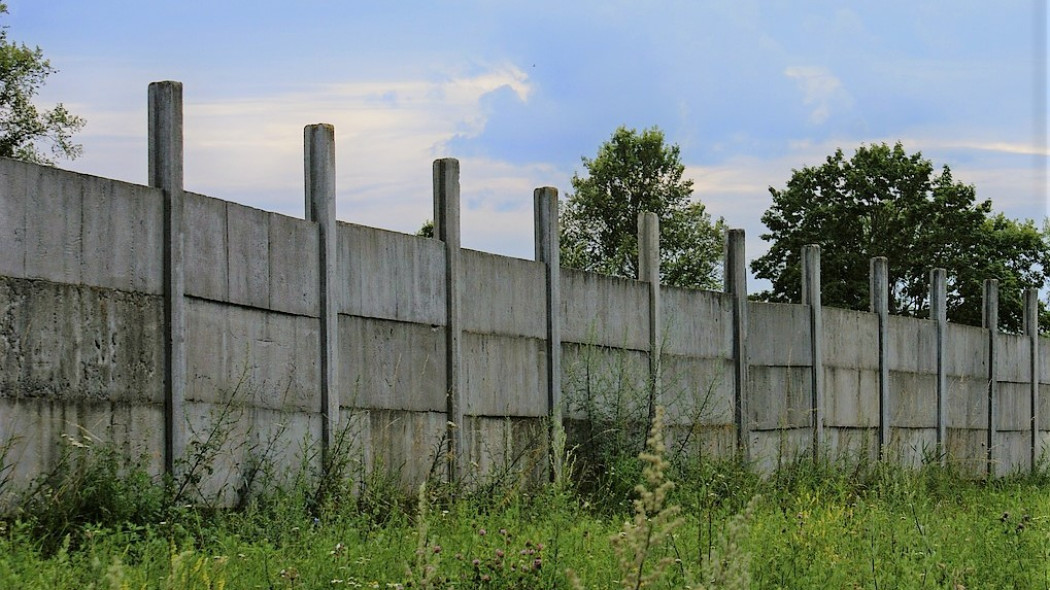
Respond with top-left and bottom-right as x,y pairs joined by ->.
64,63 -> 538,243
784,66 -> 853,124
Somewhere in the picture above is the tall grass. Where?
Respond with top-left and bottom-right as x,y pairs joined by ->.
3,405 -> 1049,588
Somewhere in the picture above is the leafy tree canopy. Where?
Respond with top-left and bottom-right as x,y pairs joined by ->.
0,2 -> 84,164
751,142 -> 1049,332
560,126 -> 725,289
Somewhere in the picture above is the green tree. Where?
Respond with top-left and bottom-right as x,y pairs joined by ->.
0,2 -> 84,164
560,126 -> 725,289
751,142 -> 1049,332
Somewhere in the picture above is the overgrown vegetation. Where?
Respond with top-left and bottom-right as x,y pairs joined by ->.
3,401 -> 1050,588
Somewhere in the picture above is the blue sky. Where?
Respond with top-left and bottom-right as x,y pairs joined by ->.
10,1 -> 1049,283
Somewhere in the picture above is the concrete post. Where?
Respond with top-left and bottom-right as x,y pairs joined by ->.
1024,288 -> 1040,473
801,245 -> 824,455
434,158 -> 463,484
930,268 -> 947,463
870,257 -> 890,457
148,81 -> 185,477
534,187 -> 562,482
724,229 -> 750,459
638,211 -> 661,431
983,279 -> 999,477
304,124 -> 339,465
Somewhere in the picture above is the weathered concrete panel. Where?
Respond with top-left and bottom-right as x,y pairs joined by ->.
947,375 -> 989,429
748,302 -> 810,366
996,333 -> 1029,383
464,416 -> 546,485
945,427 -> 986,476
185,192 -> 229,301
887,316 -> 937,373
561,343 -> 649,421
946,324 -> 987,379
561,269 -> 649,350
185,299 -> 320,412
823,308 -> 879,370
337,223 -> 445,325
1040,431 -> 1050,466
890,427 -> 937,468
660,354 -> 734,425
80,176 -> 163,294
365,409 -> 448,488
665,423 -> 736,461
750,428 -> 811,474
995,430 -> 1029,475
825,427 -> 878,464
461,249 -> 546,339
339,315 -> 445,413
889,371 -> 937,428
661,287 -> 733,358
0,277 -> 164,403
26,165 -> 82,284
996,382 -> 1030,431
824,366 -> 879,427
1040,383 -> 1050,430
0,158 -> 28,278
0,398 -> 165,502
462,332 -> 545,417
1042,339 -> 1050,383
749,365 -> 811,429
268,213 -> 318,317
226,202 -> 270,309
182,400 -> 322,505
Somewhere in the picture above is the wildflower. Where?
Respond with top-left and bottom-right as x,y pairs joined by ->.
432,545 -> 442,554
533,558 -> 542,570
478,528 -> 487,536
495,549 -> 504,558
472,559 -> 481,567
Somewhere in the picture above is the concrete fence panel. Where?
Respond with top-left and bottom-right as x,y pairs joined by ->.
561,268 -> 649,351
337,222 -> 446,325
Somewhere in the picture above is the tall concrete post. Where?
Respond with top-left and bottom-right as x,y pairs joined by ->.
638,211 -> 661,432
870,257 -> 890,457
149,81 -> 185,477
434,159 -> 464,484
534,187 -> 562,482
1024,288 -> 1040,473
930,268 -> 948,463
801,245 -> 824,455
724,229 -> 750,459
983,279 -> 999,477
305,124 -> 339,465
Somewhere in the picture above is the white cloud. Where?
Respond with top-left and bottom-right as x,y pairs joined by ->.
62,63 -> 539,246
784,66 -> 852,124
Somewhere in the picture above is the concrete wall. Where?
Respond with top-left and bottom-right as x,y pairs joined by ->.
3,145 -> 1049,505
0,160 -> 166,502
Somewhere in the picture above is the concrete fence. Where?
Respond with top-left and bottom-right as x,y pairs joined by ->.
1,82 -> 1048,504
